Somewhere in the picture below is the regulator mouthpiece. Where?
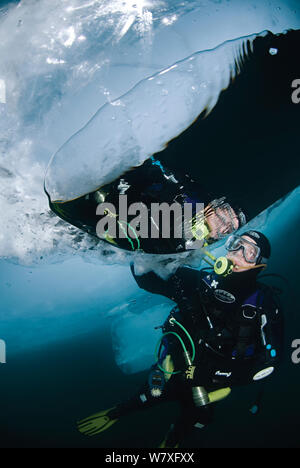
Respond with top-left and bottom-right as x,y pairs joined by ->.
214,257 -> 234,277
203,249 -> 234,277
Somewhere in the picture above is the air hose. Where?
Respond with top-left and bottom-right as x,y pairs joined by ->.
155,317 -> 195,375
155,317 -> 210,407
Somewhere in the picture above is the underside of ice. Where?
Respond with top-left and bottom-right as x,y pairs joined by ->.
44,33 -> 258,203
0,0 -> 300,265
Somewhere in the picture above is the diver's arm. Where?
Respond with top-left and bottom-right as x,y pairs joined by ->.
244,295 -> 285,385
130,263 -> 201,303
130,263 -> 176,300
259,298 -> 284,367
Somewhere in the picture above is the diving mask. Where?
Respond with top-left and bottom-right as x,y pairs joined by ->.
225,235 -> 261,264
205,198 -> 246,240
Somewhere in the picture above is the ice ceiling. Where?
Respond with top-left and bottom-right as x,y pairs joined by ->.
0,0 -> 299,264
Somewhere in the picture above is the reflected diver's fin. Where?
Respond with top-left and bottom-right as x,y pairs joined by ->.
77,407 -> 118,437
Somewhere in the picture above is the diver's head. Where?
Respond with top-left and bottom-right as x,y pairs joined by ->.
225,230 -> 271,273
205,197 -> 246,241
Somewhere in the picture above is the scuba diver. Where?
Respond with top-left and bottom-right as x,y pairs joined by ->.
47,156 -> 246,254
77,230 -> 284,447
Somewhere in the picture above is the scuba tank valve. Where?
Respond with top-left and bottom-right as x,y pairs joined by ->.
155,317 -> 210,407
183,349 -> 210,408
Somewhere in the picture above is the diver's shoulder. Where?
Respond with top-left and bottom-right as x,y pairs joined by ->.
255,281 -> 284,316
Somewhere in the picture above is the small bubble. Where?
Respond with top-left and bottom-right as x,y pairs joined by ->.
269,48 -> 278,56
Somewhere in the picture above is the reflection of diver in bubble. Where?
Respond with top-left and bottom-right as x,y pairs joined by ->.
47,157 -> 246,254
77,231 -> 284,447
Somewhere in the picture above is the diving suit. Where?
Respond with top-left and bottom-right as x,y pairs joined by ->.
77,231 -> 284,447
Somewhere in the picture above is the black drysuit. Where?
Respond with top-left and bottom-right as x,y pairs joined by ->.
112,265 -> 284,446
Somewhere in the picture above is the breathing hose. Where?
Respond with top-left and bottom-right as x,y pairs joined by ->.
155,317 -> 195,375
155,317 -> 210,407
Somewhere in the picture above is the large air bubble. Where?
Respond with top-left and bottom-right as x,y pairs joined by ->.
1,1 -> 300,266
45,33 -> 260,203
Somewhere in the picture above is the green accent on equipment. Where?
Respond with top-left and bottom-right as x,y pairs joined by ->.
202,247 -> 234,277
155,317 -> 196,375
208,387 -> 231,403
214,256 -> 234,276
191,219 -> 210,241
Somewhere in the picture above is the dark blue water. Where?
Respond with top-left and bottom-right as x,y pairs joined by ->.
0,320 -> 299,448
